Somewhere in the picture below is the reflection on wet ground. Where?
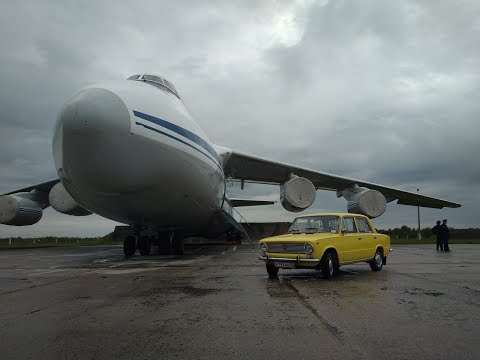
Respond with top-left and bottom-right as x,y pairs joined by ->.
0,244 -> 479,359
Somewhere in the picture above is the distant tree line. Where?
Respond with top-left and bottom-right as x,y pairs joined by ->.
377,226 -> 480,239
242,222 -> 480,240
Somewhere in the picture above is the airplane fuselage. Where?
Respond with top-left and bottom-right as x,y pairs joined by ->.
52,78 -> 227,234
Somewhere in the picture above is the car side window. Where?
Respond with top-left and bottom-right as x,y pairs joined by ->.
356,217 -> 373,233
342,217 -> 357,233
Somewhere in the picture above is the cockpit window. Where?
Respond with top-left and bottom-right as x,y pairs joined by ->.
143,74 -> 164,86
128,74 -> 180,99
163,79 -> 176,93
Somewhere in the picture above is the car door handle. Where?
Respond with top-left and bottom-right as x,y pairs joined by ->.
358,237 -> 362,240
374,236 -> 377,240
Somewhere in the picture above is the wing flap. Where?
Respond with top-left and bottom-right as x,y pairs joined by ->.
229,198 -> 276,207
3,179 -> 60,196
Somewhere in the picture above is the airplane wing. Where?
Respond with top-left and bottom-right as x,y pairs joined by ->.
2,179 -> 60,196
221,149 -> 461,209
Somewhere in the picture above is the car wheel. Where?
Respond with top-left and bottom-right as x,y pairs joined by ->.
369,249 -> 384,271
321,251 -> 336,279
266,263 -> 279,279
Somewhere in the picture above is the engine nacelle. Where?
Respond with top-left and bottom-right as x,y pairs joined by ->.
0,195 -> 43,226
341,186 -> 386,218
280,176 -> 316,212
49,182 -> 91,216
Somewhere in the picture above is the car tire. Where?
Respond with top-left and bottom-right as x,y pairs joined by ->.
369,249 -> 384,271
266,263 -> 279,279
321,251 -> 337,279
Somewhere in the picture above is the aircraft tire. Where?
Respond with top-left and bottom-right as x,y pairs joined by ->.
158,237 -> 170,255
172,235 -> 184,255
124,235 -> 136,257
138,236 -> 151,256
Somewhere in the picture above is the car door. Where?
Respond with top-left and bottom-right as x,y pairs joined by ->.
340,216 -> 361,262
355,216 -> 375,259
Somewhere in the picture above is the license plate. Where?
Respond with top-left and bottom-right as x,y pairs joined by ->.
274,261 -> 295,269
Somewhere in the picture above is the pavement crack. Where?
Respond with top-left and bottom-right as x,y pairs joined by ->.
24,307 -> 47,316
0,275 -> 86,297
283,280 -> 343,341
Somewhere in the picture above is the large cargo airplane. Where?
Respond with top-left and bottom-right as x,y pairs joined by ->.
0,74 -> 460,256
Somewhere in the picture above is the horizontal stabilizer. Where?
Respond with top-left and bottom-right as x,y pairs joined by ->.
229,198 -> 276,207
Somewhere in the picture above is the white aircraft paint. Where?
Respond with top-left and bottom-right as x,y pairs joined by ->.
52,78 -> 227,236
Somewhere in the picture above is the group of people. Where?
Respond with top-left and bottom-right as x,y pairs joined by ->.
432,219 -> 450,252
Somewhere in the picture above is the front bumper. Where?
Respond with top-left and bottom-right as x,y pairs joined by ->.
258,255 -> 320,266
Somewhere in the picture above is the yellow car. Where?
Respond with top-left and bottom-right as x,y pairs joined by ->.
258,213 -> 391,279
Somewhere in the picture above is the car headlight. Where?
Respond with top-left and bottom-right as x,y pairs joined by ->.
304,243 -> 314,255
260,243 -> 268,254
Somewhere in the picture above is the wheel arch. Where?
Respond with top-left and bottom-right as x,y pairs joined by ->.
375,246 -> 384,256
321,247 -> 339,263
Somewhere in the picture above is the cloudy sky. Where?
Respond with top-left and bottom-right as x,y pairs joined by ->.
1,0 -> 479,237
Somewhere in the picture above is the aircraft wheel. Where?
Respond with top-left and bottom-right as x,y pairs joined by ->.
138,236 -> 151,256
172,234 -> 184,255
124,235 -> 136,257
226,230 -> 233,244
158,234 -> 170,255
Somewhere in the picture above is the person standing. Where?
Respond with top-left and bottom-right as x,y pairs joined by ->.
432,220 -> 442,251
440,219 -> 450,252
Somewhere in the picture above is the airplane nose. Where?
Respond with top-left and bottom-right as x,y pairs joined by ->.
53,87 -> 132,193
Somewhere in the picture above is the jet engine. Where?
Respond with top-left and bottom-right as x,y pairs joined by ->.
340,185 -> 386,218
280,176 -> 316,212
49,182 -> 91,216
0,195 -> 43,226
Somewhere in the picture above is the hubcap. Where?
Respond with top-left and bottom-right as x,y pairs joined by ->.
375,253 -> 382,267
328,258 -> 334,275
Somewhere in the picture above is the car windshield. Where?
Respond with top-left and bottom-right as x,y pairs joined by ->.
288,215 -> 340,234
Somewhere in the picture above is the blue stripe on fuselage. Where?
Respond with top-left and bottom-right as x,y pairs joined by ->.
135,121 -> 221,169
133,110 -> 220,164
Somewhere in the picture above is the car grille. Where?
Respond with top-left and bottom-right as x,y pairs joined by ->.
268,243 -> 305,254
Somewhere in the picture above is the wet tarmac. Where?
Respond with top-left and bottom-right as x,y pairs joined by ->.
0,244 -> 479,359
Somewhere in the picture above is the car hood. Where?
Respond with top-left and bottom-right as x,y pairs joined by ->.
260,233 -> 338,243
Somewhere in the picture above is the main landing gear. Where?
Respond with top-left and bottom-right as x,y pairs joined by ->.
123,235 -> 136,257
123,230 -> 184,257
157,232 -> 184,256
